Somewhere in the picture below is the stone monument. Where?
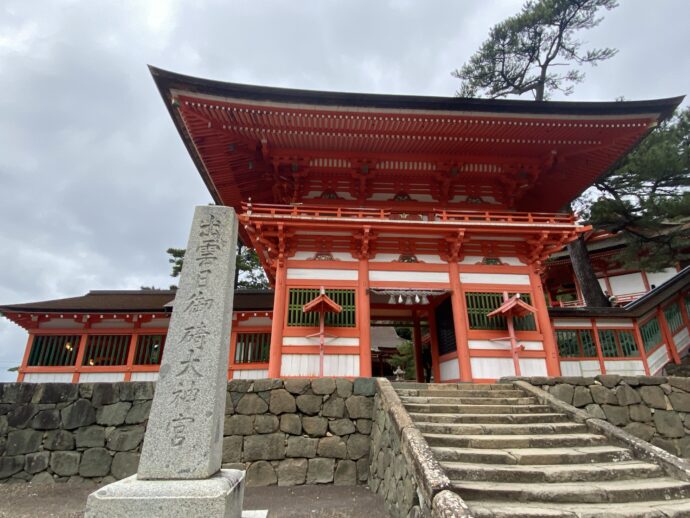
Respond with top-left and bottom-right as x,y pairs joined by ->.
85,205 -> 245,517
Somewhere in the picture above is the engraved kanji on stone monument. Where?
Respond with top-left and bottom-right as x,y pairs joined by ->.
137,205 -> 238,479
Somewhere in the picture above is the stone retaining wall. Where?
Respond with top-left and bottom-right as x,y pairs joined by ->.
506,375 -> 690,459
223,378 -> 374,486
0,379 -> 375,486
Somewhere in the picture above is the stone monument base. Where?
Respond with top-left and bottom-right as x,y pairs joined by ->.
85,469 -> 245,518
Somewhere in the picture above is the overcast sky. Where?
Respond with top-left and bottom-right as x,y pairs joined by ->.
1,0 -> 688,381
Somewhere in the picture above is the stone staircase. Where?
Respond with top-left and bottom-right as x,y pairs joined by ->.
395,382 -> 690,517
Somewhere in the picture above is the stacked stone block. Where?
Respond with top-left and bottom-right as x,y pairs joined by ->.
0,379 -> 376,487
0,382 -> 151,484
510,375 -> 690,458
222,378 -> 374,487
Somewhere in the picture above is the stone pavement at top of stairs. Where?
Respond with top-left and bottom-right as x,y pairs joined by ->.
0,480 -> 387,518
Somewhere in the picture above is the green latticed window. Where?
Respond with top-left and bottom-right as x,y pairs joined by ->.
685,294 -> 690,322
465,292 -> 536,331
556,329 -> 596,358
235,333 -> 271,364
640,318 -> 663,352
82,335 -> 131,366
134,335 -> 166,365
664,303 -> 684,334
287,288 -> 356,327
598,329 -> 639,358
27,335 -> 80,367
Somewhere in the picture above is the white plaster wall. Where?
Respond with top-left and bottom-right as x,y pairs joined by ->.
323,355 -> 360,376
470,357 -> 515,379
604,360 -> 646,376
518,358 -> 548,376
282,337 -> 359,347
38,320 -> 84,329
90,321 -> 134,329
580,360 -> 603,377
459,273 -> 530,285
609,273 -> 646,296
439,359 -> 460,381
674,328 -> 690,357
236,316 -> 273,327
130,372 -> 159,382
79,372 -> 125,382
553,319 -> 592,328
141,318 -> 170,329
369,270 -> 449,283
560,361 -> 582,376
646,268 -> 678,288
281,354 -> 320,376
560,360 -> 602,377
468,339 -> 544,351
233,369 -> 269,380
287,268 -> 357,281
647,346 -> 670,376
23,373 -> 73,383
595,318 -> 634,328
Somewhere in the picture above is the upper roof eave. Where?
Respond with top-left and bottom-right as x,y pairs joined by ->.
149,66 -> 683,120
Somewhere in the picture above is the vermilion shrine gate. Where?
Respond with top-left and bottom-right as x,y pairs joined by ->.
2,68 -> 688,383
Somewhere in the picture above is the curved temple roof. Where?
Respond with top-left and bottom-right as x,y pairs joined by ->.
149,66 -> 683,225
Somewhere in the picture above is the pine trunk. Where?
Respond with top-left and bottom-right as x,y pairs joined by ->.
567,234 -> 610,307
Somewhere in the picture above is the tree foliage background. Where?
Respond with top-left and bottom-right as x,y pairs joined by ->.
166,242 -> 269,289
582,108 -> 690,271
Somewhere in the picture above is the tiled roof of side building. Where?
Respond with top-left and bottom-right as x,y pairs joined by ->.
0,289 -> 275,313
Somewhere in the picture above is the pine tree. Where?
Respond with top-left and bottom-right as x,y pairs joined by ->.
453,0 -> 619,306
166,242 -> 269,289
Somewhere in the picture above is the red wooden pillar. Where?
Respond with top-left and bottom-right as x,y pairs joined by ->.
658,307 -> 680,365
17,333 -> 34,382
529,267 -> 561,376
412,312 -> 424,382
632,319 -> 651,375
228,328 -> 237,380
123,329 -> 139,382
268,262 -> 287,378
590,318 -> 607,375
358,258 -> 372,377
72,334 -> 89,383
448,261 -> 472,382
641,271 -> 652,292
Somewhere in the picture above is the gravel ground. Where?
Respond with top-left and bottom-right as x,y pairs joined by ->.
0,481 -> 388,518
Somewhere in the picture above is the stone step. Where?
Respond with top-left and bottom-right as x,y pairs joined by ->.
416,421 -> 588,436
423,433 -> 608,449
397,389 -> 526,398
466,499 -> 690,518
441,460 -> 663,483
431,445 -> 635,465
400,396 -> 538,405
407,412 -> 571,424
403,403 -> 554,414
453,478 -> 690,504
